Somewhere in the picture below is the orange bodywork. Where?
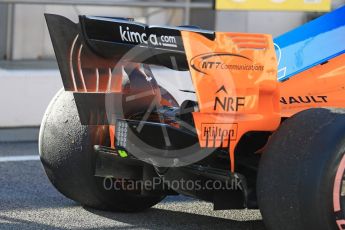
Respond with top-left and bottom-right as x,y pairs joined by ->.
182,31 -> 281,172
181,32 -> 345,172
279,53 -> 345,117
103,32 -> 345,173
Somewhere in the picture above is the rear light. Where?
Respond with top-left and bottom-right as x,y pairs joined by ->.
116,120 -> 128,148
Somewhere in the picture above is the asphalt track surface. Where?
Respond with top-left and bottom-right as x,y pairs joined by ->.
0,142 -> 265,230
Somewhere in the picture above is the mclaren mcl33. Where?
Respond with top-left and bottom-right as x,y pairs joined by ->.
39,6 -> 345,230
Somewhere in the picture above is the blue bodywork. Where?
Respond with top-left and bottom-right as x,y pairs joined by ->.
274,5 -> 345,81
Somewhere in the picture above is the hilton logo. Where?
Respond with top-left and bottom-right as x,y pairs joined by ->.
201,123 -> 238,142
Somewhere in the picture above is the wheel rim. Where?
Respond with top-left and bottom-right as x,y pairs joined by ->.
333,153 -> 345,229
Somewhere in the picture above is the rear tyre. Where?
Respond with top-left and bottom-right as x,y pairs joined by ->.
257,108 -> 345,230
39,89 -> 165,212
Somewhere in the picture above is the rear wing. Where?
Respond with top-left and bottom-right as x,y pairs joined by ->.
45,14 -> 279,116
45,14 -> 214,91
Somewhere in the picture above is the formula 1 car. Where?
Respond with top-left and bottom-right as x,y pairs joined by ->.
39,6 -> 345,230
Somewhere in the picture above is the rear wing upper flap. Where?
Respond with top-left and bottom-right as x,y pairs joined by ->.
79,15 -> 216,70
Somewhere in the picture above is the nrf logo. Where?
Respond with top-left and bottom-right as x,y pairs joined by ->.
213,86 -> 245,112
119,26 -> 177,48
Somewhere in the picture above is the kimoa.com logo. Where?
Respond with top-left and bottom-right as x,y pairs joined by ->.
119,26 -> 177,48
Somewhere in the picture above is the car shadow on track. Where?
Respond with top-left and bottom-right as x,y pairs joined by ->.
86,207 -> 266,230
0,215 -> 67,230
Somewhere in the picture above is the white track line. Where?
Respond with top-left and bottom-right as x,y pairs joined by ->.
0,155 -> 40,162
